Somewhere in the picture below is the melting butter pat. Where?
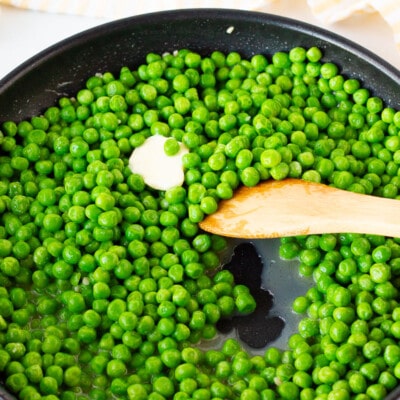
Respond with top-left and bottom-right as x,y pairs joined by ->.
128,135 -> 189,191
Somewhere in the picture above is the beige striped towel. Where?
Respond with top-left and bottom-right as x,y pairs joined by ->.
0,0 -> 269,18
1,0 -> 400,51
308,0 -> 400,49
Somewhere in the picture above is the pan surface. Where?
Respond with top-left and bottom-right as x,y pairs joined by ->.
1,8 -> 400,399
1,9 -> 400,122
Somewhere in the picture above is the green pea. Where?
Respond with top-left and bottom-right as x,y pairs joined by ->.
104,359 -> 126,379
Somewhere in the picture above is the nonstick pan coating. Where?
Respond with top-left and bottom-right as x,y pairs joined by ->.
1,8 -> 400,122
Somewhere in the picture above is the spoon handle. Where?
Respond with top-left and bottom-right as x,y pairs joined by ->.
200,179 -> 400,239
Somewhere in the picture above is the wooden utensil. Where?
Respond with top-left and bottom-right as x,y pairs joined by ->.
199,179 -> 400,238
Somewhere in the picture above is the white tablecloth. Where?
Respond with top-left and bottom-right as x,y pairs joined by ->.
1,0 -> 400,80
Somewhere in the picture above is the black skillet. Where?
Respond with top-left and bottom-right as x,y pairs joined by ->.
1,9 -> 400,399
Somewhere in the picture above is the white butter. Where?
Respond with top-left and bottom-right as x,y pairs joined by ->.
128,135 -> 189,191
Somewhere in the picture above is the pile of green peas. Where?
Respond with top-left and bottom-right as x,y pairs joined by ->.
1,45 -> 400,399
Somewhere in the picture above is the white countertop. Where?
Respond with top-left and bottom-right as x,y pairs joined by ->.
1,0 -> 400,80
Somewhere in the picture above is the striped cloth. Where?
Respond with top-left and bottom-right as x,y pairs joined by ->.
307,0 -> 400,49
0,0 -> 269,18
1,0 -> 400,50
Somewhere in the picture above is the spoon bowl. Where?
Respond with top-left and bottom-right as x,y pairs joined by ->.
200,179 -> 400,238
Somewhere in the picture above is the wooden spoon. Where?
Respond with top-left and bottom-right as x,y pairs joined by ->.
199,178 -> 400,239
